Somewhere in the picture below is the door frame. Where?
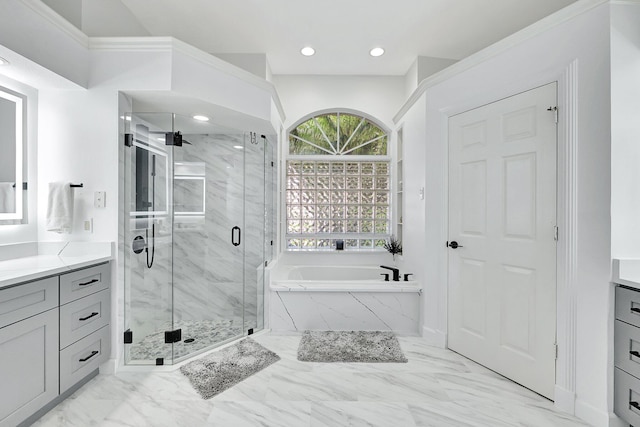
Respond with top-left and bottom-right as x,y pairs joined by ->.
439,61 -> 579,411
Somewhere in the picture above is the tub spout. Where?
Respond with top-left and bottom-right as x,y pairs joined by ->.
380,265 -> 400,281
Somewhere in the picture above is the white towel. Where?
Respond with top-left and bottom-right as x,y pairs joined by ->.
0,182 -> 15,214
46,182 -> 74,233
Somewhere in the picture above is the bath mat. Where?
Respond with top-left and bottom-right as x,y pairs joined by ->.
297,330 -> 408,363
180,338 -> 280,399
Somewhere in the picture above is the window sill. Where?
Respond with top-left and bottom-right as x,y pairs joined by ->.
285,248 -> 387,253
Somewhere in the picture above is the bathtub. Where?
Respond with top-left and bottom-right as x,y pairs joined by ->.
268,265 -> 421,334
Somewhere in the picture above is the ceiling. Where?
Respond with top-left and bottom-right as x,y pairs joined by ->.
116,0 -> 578,76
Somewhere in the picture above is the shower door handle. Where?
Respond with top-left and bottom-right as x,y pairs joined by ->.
232,226 -> 241,246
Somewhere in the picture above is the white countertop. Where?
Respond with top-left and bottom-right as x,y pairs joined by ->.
613,259 -> 640,290
0,241 -> 113,290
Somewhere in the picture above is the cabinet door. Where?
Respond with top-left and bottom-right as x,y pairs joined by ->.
0,309 -> 58,427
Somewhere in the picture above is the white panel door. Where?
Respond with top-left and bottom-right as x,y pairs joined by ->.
448,83 -> 557,399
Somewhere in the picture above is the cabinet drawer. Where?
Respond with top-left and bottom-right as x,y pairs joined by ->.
0,277 -> 58,329
60,263 -> 110,305
60,325 -> 110,394
615,320 -> 640,379
615,367 -> 640,425
60,289 -> 110,349
616,286 -> 640,327
0,309 -> 58,427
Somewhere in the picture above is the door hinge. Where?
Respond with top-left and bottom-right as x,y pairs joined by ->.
554,344 -> 559,360
124,329 -> 133,344
547,106 -> 558,123
271,161 -> 274,167
164,329 -> 182,344
124,133 -> 133,147
554,226 -> 559,241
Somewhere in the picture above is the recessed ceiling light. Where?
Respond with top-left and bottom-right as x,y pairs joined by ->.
369,47 -> 385,57
193,115 -> 209,121
233,145 -> 244,150
0,57 -> 9,66
300,47 -> 315,57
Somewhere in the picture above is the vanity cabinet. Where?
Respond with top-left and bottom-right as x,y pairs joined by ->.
0,278 -> 59,427
0,262 -> 111,427
59,263 -> 111,393
614,285 -> 640,425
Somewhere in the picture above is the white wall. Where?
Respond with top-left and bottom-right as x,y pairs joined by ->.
396,2 -> 613,425
404,56 -> 458,98
213,53 -> 269,79
395,92 -> 428,335
36,88 -> 119,242
611,3 -> 640,259
0,0 -> 90,88
272,75 -> 405,130
271,74 -> 406,266
80,0 -> 150,37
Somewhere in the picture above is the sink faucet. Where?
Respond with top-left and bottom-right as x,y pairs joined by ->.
380,265 -> 400,282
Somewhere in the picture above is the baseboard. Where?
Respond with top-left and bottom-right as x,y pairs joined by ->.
99,358 -> 117,375
554,385 -> 576,414
608,413 -> 628,427
575,398 -> 612,427
421,325 -> 447,348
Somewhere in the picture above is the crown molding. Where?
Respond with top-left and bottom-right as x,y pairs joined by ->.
88,37 -> 173,51
19,0 -> 89,48
393,0 -> 609,124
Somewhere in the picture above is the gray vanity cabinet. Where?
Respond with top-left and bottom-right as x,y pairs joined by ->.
614,285 -> 640,425
0,278 -> 59,427
0,262 -> 111,427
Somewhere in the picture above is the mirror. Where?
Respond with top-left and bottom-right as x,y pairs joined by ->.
0,86 -> 24,221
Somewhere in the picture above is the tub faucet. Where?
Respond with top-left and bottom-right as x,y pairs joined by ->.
380,265 -> 400,282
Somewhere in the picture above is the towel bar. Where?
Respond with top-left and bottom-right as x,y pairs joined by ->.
70,183 -> 83,188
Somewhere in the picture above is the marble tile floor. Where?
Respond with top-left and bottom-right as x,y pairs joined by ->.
34,333 -> 590,427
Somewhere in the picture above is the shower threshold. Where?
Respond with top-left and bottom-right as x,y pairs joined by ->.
126,319 -> 259,366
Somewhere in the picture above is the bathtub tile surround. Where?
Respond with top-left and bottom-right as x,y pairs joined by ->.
180,338 -> 280,399
269,264 -> 421,334
31,333 -> 589,427
270,291 -> 420,333
297,330 -> 407,363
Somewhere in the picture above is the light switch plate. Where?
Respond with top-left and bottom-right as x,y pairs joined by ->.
94,191 -> 106,208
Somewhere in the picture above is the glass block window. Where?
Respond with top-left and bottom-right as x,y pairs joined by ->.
286,111 -> 390,251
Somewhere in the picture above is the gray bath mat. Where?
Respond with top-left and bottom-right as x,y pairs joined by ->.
180,338 -> 280,399
297,330 -> 408,363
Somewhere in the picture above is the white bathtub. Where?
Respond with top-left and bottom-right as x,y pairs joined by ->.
268,265 -> 421,334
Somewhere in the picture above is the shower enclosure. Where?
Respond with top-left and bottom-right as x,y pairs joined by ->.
122,112 -> 275,365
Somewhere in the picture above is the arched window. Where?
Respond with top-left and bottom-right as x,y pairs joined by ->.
286,111 -> 390,250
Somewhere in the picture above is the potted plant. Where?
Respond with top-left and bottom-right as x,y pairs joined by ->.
384,236 -> 403,261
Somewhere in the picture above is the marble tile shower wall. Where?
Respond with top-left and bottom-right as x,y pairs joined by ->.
172,133 -> 246,329
172,133 -> 266,331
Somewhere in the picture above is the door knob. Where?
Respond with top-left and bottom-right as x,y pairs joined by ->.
447,241 -> 463,249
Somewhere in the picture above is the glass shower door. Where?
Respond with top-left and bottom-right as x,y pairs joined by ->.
123,112 -> 175,365
171,116 -> 246,361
